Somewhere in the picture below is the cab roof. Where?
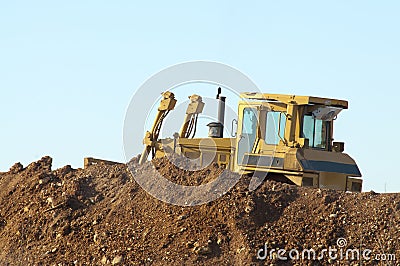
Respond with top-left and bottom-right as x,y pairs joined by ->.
240,92 -> 348,109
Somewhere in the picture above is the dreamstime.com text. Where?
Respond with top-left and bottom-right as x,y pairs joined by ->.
256,238 -> 396,262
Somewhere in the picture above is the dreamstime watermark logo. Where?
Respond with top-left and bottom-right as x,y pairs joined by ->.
256,237 -> 396,262
123,61 -> 275,206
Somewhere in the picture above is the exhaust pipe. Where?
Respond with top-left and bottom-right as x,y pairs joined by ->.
207,87 -> 226,138
217,87 -> 226,129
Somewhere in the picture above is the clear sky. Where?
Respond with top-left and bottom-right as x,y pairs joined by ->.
1,1 -> 399,192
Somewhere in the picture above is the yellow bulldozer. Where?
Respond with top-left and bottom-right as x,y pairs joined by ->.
139,88 -> 362,192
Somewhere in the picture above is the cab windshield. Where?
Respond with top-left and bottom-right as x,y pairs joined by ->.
302,114 -> 329,149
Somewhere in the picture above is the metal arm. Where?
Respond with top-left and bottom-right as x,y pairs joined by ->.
139,91 -> 177,164
179,94 -> 205,138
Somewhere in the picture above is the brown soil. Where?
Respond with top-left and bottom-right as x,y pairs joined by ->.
0,156 -> 399,265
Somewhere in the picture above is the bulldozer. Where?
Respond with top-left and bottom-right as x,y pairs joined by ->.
139,88 -> 362,192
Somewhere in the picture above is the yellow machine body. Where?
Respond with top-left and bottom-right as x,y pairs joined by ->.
141,91 -> 362,192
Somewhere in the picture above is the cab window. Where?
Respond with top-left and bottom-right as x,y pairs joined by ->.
302,114 -> 328,149
265,111 -> 286,145
237,107 -> 258,164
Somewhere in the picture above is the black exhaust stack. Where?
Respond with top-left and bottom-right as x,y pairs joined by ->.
207,87 -> 226,138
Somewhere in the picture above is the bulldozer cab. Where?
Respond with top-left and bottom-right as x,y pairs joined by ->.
236,97 -> 336,161
234,93 -> 362,191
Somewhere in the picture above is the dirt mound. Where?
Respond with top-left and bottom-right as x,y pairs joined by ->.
0,156 -> 399,265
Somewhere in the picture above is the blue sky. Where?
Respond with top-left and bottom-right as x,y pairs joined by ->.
1,1 -> 399,192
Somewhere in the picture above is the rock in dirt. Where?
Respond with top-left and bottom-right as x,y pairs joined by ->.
111,255 -> 123,265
